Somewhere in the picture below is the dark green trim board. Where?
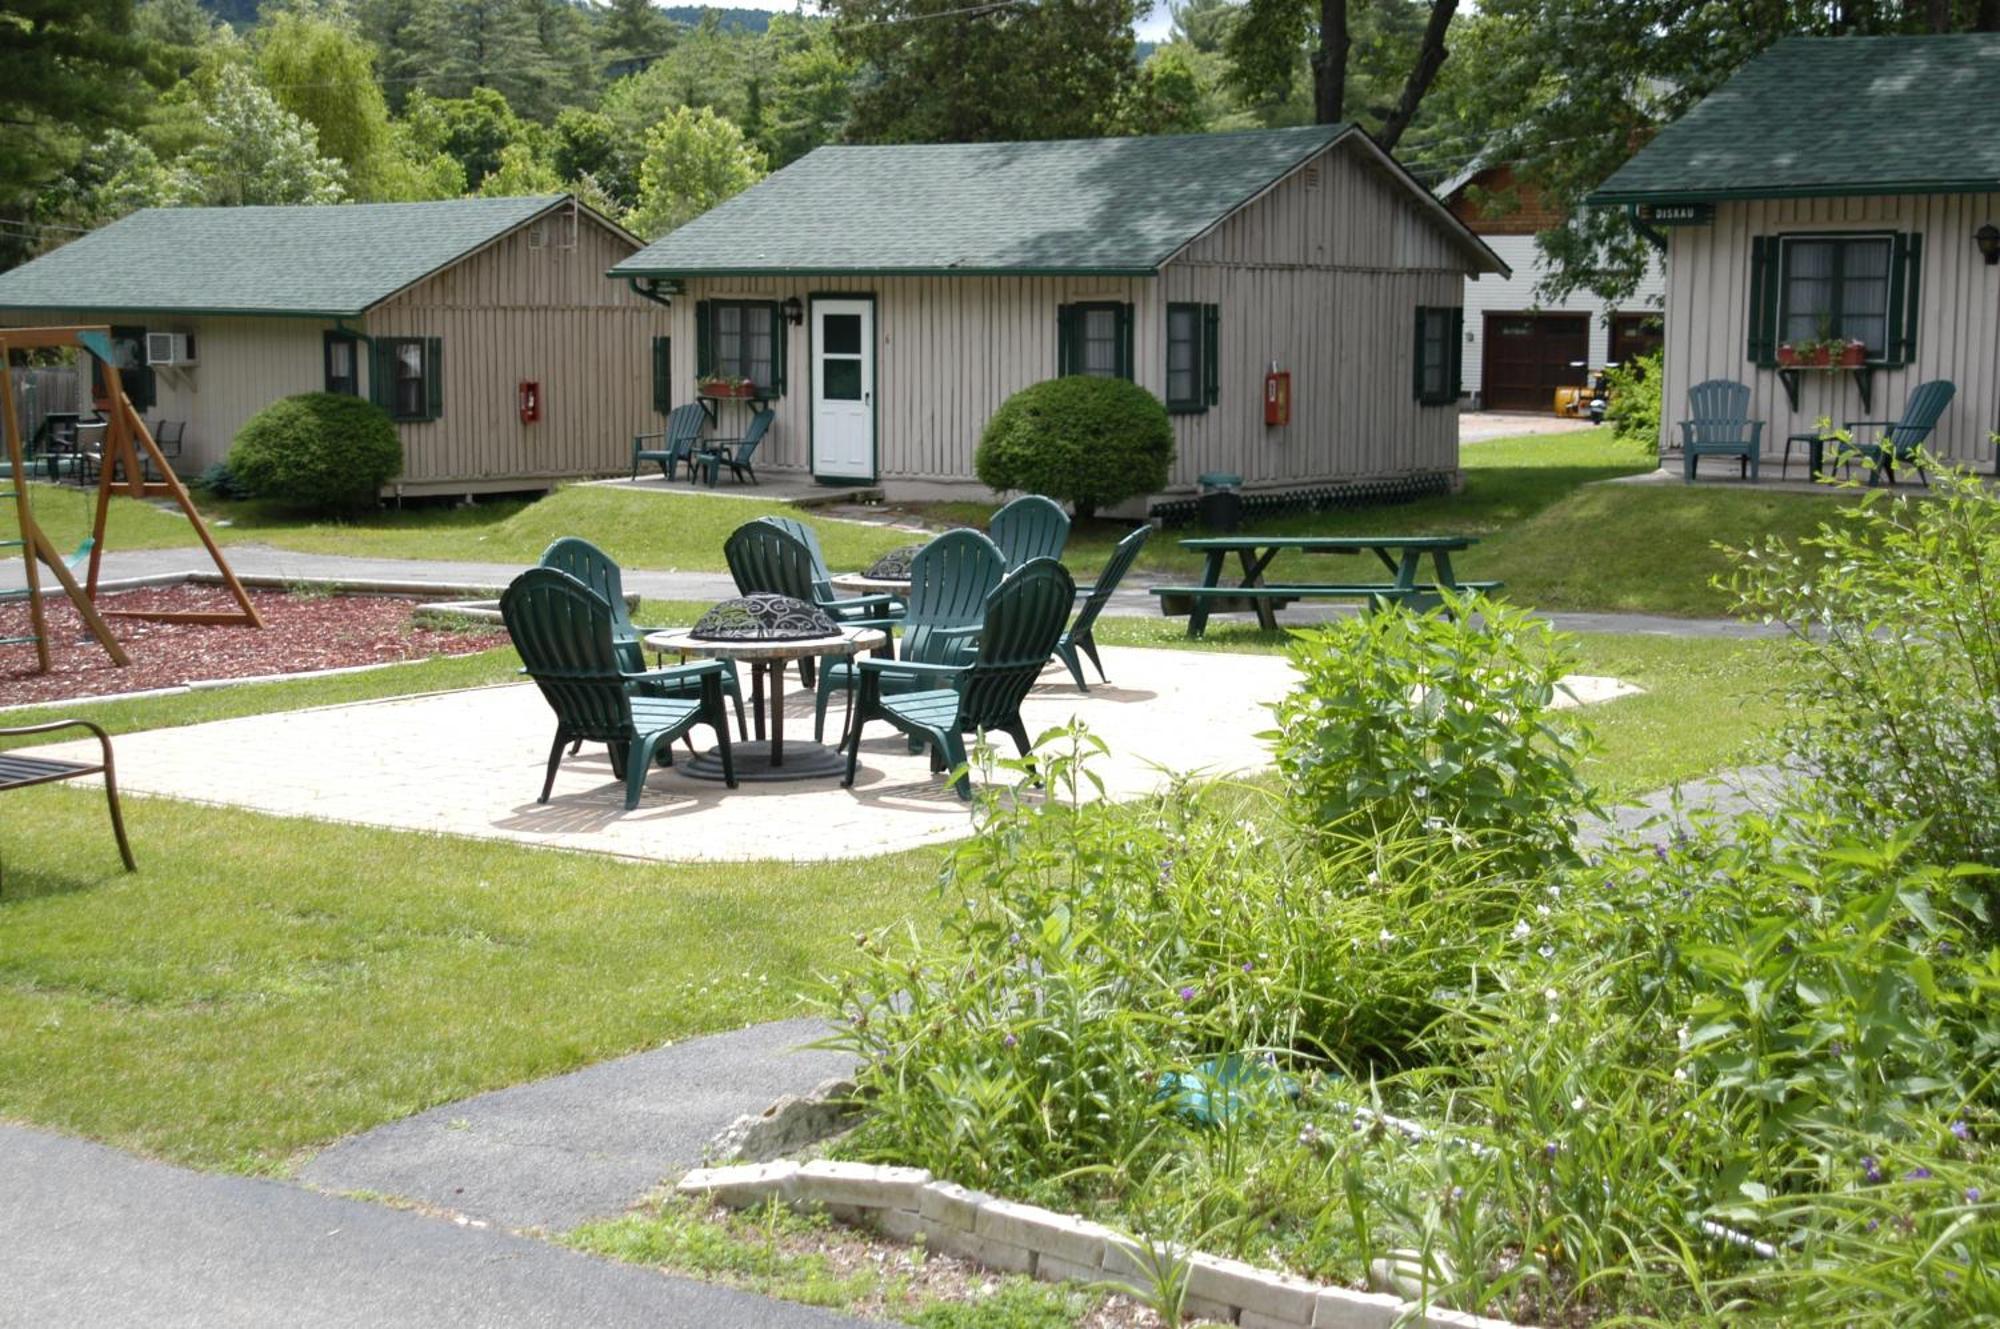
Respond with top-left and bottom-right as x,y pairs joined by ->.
616,265 -> 1164,280
1202,304 -> 1220,408
1593,180 -> 2000,207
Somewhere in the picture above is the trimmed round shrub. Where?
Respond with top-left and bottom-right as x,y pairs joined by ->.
974,376 -> 1174,518
228,392 -> 401,512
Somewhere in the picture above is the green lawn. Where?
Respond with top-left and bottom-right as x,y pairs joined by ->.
0,784 -> 944,1173
23,481 -> 911,575
26,430 -> 1856,619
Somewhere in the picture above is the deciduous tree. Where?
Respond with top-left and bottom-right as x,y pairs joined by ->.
623,103 -> 764,239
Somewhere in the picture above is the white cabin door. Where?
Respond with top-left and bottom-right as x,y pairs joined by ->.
811,298 -> 874,481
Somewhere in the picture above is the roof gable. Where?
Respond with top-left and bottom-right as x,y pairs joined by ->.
614,125 -> 1377,277
1590,33 -> 2000,204
0,196 -> 614,317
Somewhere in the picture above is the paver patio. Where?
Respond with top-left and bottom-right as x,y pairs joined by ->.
31,646 -> 1637,862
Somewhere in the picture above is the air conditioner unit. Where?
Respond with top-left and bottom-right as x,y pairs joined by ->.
146,332 -> 197,367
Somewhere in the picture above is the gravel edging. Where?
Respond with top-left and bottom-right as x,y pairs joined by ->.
678,1163 -> 1524,1329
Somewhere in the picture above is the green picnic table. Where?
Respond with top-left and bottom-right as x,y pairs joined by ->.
1149,534 -> 1497,638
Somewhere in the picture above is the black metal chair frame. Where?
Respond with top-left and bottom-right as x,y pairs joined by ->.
0,719 -> 137,892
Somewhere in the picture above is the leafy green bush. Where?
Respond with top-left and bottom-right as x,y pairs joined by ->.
974,377 -> 1173,518
1269,596 -> 1596,873
1727,462 -> 2000,904
1603,348 -> 1663,454
227,392 -> 401,512
193,461 -> 252,501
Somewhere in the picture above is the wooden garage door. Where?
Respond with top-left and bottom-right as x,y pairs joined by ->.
1482,312 -> 1589,413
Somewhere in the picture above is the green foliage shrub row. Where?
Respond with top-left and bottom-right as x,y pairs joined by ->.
227,392 -> 402,513
974,377 -> 1174,518
1603,348 -> 1663,454
823,472 -> 2000,1323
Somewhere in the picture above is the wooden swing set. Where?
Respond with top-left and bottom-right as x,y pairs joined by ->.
2,325 -> 260,675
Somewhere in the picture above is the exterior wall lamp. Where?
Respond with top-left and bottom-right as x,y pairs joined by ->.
783,296 -> 805,325
1978,223 -> 2000,266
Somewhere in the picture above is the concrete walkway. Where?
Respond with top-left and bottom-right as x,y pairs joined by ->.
0,1124 -> 865,1329
1,542 -> 1786,640
301,1017 -> 854,1232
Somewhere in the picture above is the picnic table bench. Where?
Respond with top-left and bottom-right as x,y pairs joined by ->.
1149,535 -> 1496,638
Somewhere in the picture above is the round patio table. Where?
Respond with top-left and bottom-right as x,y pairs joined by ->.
643,625 -> 887,783
829,571 -> 912,597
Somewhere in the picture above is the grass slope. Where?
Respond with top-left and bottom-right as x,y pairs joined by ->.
24,482 -> 910,575
26,430 -> 1858,617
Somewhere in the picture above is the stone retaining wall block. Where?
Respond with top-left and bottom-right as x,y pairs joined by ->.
797,1160 -> 931,1211
917,1180 -> 989,1233
674,1161 -> 798,1207
1310,1286 -> 1408,1329
973,1200 -> 1112,1270
1186,1252 -> 1321,1323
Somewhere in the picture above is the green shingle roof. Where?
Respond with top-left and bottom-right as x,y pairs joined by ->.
0,196 -> 575,317
1590,33 -> 2000,204
615,125 -> 1452,277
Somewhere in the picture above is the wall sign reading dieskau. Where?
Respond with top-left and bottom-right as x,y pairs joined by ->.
1631,202 -> 1715,226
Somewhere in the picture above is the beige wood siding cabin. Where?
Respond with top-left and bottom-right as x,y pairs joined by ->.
1588,34 -> 2000,472
0,195 -> 668,496
614,125 -> 1507,509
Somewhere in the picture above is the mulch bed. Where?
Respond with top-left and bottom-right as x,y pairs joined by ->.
1,583 -> 507,708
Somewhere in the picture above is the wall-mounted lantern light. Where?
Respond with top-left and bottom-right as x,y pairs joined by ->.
1977,223 -> 2000,266
783,296 -> 805,326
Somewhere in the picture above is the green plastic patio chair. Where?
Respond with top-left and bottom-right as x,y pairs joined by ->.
694,408 -> 773,486
501,567 -> 736,808
631,402 -> 707,481
813,528 -> 1004,741
1056,523 -> 1150,691
989,494 -> 1070,570
1678,380 -> 1763,482
1843,379 -> 1956,487
726,518 -> 900,686
843,557 -> 1074,800
538,536 -> 746,739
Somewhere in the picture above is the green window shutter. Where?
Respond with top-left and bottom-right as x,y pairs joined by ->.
1449,306 -> 1465,399
1887,231 -> 1921,365
1203,303 -> 1220,406
1746,236 -> 1780,366
1412,307 -> 1427,400
652,335 -> 672,414
768,302 -> 787,396
370,339 -> 394,409
695,301 -> 713,378
1056,303 -> 1074,375
1118,303 -> 1135,381
425,337 -> 443,420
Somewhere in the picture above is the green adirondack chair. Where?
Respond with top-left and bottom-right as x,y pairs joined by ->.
1056,523 -> 1149,691
538,536 -> 746,740
1679,380 -> 1764,482
989,494 -> 1070,570
1844,379 -> 1956,486
500,567 -> 736,808
752,516 -> 900,627
727,518 -> 901,686
814,528 -> 1004,741
694,409 -> 773,486
843,557 -> 1074,800
631,402 -> 707,481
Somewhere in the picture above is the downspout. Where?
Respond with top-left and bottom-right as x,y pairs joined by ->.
627,277 -> 677,308
1626,205 -> 1669,253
